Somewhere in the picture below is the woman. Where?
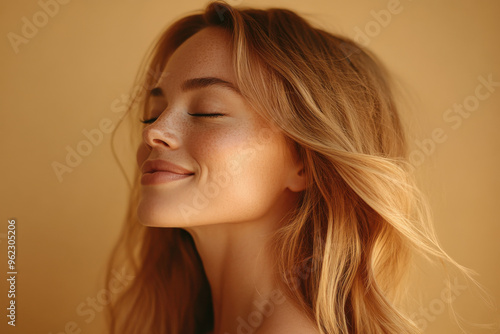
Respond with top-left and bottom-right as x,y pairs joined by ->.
105,1 -> 475,333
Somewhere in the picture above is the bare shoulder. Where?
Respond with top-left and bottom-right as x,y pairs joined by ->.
255,299 -> 322,334
257,323 -> 321,334
256,317 -> 321,334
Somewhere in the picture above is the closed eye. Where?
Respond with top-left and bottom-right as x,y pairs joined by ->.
188,113 -> 226,118
140,113 -> 226,124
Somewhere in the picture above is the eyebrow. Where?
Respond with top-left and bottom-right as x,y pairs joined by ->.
149,77 -> 241,97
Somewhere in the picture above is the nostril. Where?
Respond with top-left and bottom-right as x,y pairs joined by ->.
152,138 -> 169,146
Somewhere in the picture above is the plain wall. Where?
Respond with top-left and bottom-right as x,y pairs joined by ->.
1,0 -> 498,333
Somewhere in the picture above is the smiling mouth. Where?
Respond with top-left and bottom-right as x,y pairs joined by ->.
146,170 -> 194,175
141,171 -> 194,185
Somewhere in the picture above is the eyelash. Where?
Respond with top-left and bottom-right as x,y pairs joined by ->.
140,113 -> 225,124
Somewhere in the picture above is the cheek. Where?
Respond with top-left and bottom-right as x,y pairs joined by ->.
187,125 -> 280,175
186,125 -> 289,219
185,125 -> 250,167
234,130 -> 288,192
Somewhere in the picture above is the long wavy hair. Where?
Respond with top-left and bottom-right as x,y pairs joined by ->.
104,1 -> 477,333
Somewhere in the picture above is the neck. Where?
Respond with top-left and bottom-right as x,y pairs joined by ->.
184,195 -> 297,334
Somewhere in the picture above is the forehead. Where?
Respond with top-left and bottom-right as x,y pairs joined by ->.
155,27 -> 235,89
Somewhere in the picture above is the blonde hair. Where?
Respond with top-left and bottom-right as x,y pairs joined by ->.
105,1 -> 479,333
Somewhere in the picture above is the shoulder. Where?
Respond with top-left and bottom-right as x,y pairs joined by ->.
256,320 -> 321,334
257,325 -> 321,334
255,299 -> 322,334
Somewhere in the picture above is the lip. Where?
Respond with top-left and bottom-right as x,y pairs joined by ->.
141,159 -> 194,185
141,159 -> 194,175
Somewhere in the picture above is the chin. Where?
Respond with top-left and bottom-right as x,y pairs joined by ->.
136,202 -> 174,227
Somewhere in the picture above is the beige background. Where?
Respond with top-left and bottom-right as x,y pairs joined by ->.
1,0 -> 499,333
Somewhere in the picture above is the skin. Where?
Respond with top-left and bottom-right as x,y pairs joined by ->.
136,26 -> 320,334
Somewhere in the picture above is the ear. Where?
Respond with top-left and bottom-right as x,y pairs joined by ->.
287,163 -> 307,192
286,145 -> 307,193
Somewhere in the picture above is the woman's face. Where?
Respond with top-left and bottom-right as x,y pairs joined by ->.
135,27 -> 305,228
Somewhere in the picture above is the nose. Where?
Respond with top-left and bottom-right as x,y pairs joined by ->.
142,113 -> 181,150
